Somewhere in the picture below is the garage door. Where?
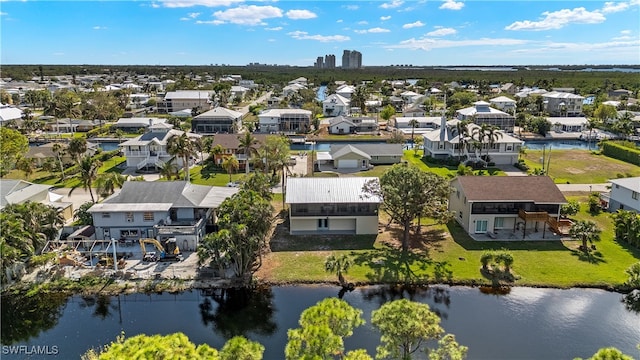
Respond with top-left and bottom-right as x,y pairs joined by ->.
338,159 -> 358,168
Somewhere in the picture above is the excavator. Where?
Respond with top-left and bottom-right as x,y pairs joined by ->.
139,238 -> 183,262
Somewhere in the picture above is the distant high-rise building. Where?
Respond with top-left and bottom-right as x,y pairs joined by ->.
315,56 -> 324,68
325,54 -> 336,69
341,50 -> 362,69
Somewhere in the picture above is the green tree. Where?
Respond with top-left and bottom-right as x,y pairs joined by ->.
220,336 -> 265,360
67,137 -> 88,163
285,298 -> 366,360
94,172 -> 126,200
222,155 -> 239,182
238,131 -> 259,175
612,210 -> 640,248
380,104 -> 396,122
560,200 -> 580,218
569,220 -> 601,252
69,155 -> 102,203
413,136 -> 424,156
0,127 -> 29,176
371,299 -> 444,360
241,172 -> 274,201
575,347 -> 634,360
15,156 -> 35,180
324,254 -> 353,288
52,143 -> 67,180
362,165 -> 452,253
74,202 -> 95,226
160,158 -> 179,180
167,133 -> 196,182
428,335 -> 468,360
625,262 -> 640,289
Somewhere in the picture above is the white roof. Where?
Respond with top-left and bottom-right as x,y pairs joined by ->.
546,117 -> 587,126
165,90 -> 213,100
259,108 -> 312,117
87,203 -> 173,213
286,177 -> 381,204
323,94 -> 350,106
195,107 -> 243,119
490,96 -> 517,103
609,177 -> 640,193
0,105 -> 23,121
542,91 -> 584,100
116,117 -> 165,127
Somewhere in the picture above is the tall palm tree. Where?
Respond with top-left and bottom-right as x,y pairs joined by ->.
484,125 -> 503,162
67,137 -> 87,163
159,158 -> 179,180
167,133 -> 195,182
408,118 -> 419,144
221,155 -> 239,182
69,155 -> 102,203
95,172 -> 126,200
586,118 -> 601,150
455,120 -> 470,160
52,143 -> 66,180
238,132 -> 258,175
324,254 -> 352,288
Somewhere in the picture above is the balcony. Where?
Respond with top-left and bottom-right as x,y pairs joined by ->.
154,218 -> 204,236
518,209 -> 550,221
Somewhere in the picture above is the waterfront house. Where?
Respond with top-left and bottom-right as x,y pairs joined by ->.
258,108 -> 312,133
329,143 -> 403,169
115,117 -> 166,132
449,176 -> 568,239
323,94 -> 350,117
0,179 -> 73,221
547,117 -> 588,133
392,116 -> 441,135
541,92 -> 584,117
192,107 -> 243,134
328,116 -> 379,134
285,177 -> 381,235
161,90 -> 214,113
88,181 -> 238,251
489,96 -> 517,113
209,133 -> 270,169
455,101 -> 515,132
119,122 -> 200,171
603,177 -> 640,213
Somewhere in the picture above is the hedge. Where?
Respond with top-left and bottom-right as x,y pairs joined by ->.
601,141 -> 640,166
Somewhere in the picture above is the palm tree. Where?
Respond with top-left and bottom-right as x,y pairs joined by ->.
95,172 -> 126,200
167,133 -> 195,182
69,155 -> 102,203
15,157 -> 35,180
324,254 -> 352,288
586,118 -> 601,150
67,137 -> 87,163
569,220 -> 601,252
455,120 -> 470,160
159,158 -> 179,180
484,125 -> 503,162
221,155 -> 239,182
238,132 -> 258,175
408,118 -> 419,144
52,143 -> 66,180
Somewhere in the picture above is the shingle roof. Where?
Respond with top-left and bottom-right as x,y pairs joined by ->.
286,177 -> 381,204
454,176 -> 566,203
331,144 -> 371,160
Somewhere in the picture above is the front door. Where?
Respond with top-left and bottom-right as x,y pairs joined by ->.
475,220 -> 488,233
318,218 -> 329,230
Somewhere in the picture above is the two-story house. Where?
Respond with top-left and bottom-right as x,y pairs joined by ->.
115,117 -> 166,132
192,107 -> 243,134
258,108 -> 312,133
323,94 -> 350,117
542,91 -> 584,117
88,181 -> 239,251
285,177 -> 381,235
392,116 -> 441,135
328,116 -> 379,134
423,118 -> 523,165
456,101 -> 515,132
209,133 -> 270,169
119,122 -> 201,171
449,176 -> 568,239
604,177 -> 640,213
489,96 -> 517,113
162,90 -> 214,113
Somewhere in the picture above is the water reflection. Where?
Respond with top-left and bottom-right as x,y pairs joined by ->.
623,290 -> 640,314
359,284 -> 451,319
0,292 -> 69,345
198,286 -> 277,339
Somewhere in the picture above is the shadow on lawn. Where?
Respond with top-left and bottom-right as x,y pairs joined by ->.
350,245 -> 453,284
570,248 -> 606,264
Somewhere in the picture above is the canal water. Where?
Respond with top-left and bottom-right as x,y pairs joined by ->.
2,285 -> 639,359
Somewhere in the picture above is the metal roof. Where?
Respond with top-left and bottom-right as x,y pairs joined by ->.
88,203 -> 173,213
609,177 -> 640,193
285,177 -> 381,204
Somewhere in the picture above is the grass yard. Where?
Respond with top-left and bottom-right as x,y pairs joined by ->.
522,149 -> 640,184
404,151 -> 504,178
257,196 -> 640,289
190,165 -> 246,186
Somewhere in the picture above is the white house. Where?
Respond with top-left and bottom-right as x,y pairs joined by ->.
285,177 -> 381,235
163,90 -> 214,113
392,116 -> 441,135
328,116 -> 378,134
547,117 -> 588,133
605,177 -> 640,213
323,94 -> 350,117
423,118 -> 523,165
456,101 -> 515,132
336,85 -> 356,99
258,108 -> 312,133
119,122 -> 200,171
329,143 -> 403,169
192,107 -> 243,134
489,96 -> 517,112
115,117 -> 166,132
541,91 -> 584,117
0,104 -> 23,125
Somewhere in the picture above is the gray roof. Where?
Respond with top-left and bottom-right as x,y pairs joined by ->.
286,177 -> 381,204
331,143 -> 404,157
0,179 -> 52,209
609,177 -> 640,193
331,144 -> 371,160
93,181 -> 237,209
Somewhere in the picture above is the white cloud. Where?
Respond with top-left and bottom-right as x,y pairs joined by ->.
380,0 -> 404,9
156,0 -> 243,7
601,1 -> 628,13
265,26 -> 283,31
345,5 -> 359,10
440,0 -> 464,10
402,21 -> 425,29
505,7 -> 606,31
268,38 -> 276,42
188,12 -> 200,18
195,19 -> 225,25
336,19 -> 343,23
355,27 -> 391,34
513,39 -> 640,55
426,27 -> 456,36
288,31 -> 350,42
0,12 -> 7,16
358,20 -> 368,25
620,30 -> 631,35
286,9 -> 317,20
213,5 -> 283,25
93,26 -> 107,30
389,37 -> 528,51
381,16 -> 391,21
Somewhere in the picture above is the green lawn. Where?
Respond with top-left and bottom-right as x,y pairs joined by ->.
190,165 -> 247,186
522,149 -> 640,183
259,197 -> 640,288
404,151 -> 505,177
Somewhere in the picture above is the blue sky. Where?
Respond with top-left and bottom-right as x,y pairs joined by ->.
1,0 -> 639,66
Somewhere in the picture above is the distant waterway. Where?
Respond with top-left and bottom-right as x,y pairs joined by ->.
2,285 -> 639,360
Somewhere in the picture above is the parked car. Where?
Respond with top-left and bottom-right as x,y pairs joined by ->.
226,181 -> 239,187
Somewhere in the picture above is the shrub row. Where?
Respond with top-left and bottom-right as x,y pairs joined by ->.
601,141 -> 640,166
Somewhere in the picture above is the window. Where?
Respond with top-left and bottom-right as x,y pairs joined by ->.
102,213 -> 111,218
143,212 -> 154,221
494,217 -> 504,229
459,211 -> 462,219
126,212 -> 134,222
633,191 -> 639,200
